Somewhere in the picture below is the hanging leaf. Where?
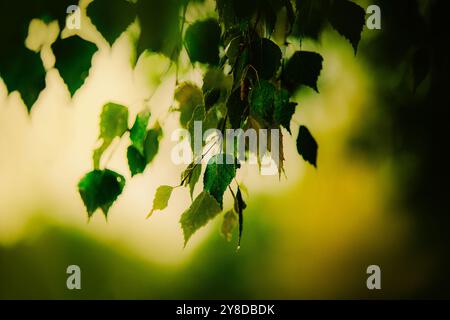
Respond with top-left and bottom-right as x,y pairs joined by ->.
136,0 -> 182,59
250,80 -> 276,125
147,185 -> 174,218
78,169 -> 126,218
93,102 -> 129,169
203,154 -> 239,207
180,191 -> 222,245
187,105 -> 206,154
274,89 -> 297,134
227,88 -> 249,129
292,0 -> 330,40
0,47 -> 46,111
282,51 -> 323,93
127,146 -> 146,176
221,210 -> 238,241
184,19 -> 222,65
174,82 -> 204,128
250,38 -> 282,79
181,162 -> 202,199
234,186 -> 246,247
328,0 -> 365,53
87,0 -> 136,46
144,126 -> 163,164
52,36 -> 98,96
296,125 -> 318,167
130,110 -> 151,155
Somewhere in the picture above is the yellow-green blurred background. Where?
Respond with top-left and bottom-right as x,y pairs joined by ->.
1,0 -> 448,299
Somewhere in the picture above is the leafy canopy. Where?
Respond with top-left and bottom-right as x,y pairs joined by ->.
0,0 -> 366,247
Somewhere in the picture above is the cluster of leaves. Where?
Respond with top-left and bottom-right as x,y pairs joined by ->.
79,102 -> 162,218
0,0 -> 366,247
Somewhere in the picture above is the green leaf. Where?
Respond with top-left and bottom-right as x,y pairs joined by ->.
328,0 -> 365,54
296,125 -> 318,167
187,105 -> 206,154
221,210 -> 238,241
184,19 -> 221,65
174,82 -> 204,128
130,110 -> 151,155
180,191 -> 222,245
181,162 -> 202,199
78,169 -> 126,218
203,154 -> 239,207
274,89 -> 297,134
144,126 -> 163,164
127,146 -> 146,176
250,80 -> 276,125
292,0 -> 331,40
282,51 -> 323,93
93,102 -> 129,169
227,88 -> 248,129
52,36 -> 98,96
147,185 -> 174,218
234,187 -> 246,247
250,38 -> 282,79
136,0 -> 182,59
87,0 -> 136,46
0,46 -> 46,111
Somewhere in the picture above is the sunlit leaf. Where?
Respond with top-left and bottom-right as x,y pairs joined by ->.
180,191 -> 222,245
203,154 -> 239,207
147,185 -> 174,218
93,102 -> 129,169
130,110 -> 151,155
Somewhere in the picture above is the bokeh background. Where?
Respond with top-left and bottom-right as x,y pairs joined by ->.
1,0 -> 449,299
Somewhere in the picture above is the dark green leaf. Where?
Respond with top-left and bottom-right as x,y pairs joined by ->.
130,110 -> 151,155
127,146 -> 146,176
292,0 -> 331,40
282,51 -> 323,93
274,89 -> 297,133
204,89 -> 221,110
0,47 -> 46,111
52,36 -> 98,96
78,169 -> 126,218
180,191 -> 222,245
87,0 -> 136,46
93,102 -> 129,169
136,0 -> 182,59
250,80 -> 276,124
296,125 -> 318,167
250,38 -> 282,79
227,88 -> 248,129
328,0 -> 365,53
144,126 -> 163,164
203,154 -> 239,207
184,19 -> 221,65
234,187 -> 246,247
147,185 -> 174,218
